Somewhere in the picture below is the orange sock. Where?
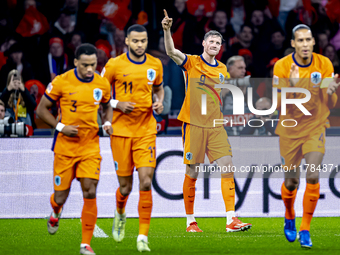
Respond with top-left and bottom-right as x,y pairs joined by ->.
221,176 -> 235,212
81,198 -> 97,245
50,193 -> 63,214
300,183 -> 320,231
116,188 -> 129,214
138,190 -> 152,236
183,174 -> 197,215
281,182 -> 297,219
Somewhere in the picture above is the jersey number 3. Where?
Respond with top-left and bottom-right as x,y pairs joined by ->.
70,100 -> 77,112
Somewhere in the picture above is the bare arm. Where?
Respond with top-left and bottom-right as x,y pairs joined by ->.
101,100 -> 113,135
36,95 -> 78,136
153,84 -> 164,114
36,95 -> 58,128
162,9 -> 186,65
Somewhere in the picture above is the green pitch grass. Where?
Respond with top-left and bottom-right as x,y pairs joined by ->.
1,217 -> 339,254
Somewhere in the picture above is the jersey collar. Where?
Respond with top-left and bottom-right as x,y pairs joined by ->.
200,55 -> 218,67
292,52 -> 313,68
74,68 -> 94,83
127,51 -> 146,65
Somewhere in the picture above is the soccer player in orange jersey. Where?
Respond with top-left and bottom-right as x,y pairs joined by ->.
162,10 -> 251,233
37,43 -> 113,255
102,24 -> 164,252
273,24 -> 340,248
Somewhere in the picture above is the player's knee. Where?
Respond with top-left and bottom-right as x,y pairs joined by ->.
285,178 -> 299,191
120,185 -> 132,196
306,178 -> 319,185
140,178 -> 152,191
54,194 -> 68,205
83,188 -> 96,199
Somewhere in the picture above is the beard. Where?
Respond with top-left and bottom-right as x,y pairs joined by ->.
130,47 -> 146,58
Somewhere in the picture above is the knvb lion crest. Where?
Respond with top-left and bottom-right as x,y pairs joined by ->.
219,73 -> 224,83
186,152 -> 193,161
147,69 -> 156,82
311,72 -> 321,85
93,88 -> 103,101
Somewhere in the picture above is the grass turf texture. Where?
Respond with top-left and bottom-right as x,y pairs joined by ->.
1,217 -> 339,255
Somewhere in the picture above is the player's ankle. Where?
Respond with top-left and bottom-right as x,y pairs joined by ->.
137,234 -> 148,242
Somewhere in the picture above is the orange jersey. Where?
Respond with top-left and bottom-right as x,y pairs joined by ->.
273,52 -> 337,138
178,54 -> 227,128
103,52 -> 163,137
45,69 -> 111,156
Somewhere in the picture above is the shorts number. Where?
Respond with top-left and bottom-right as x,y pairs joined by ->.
319,133 -> 324,144
70,100 -> 77,112
149,146 -> 155,159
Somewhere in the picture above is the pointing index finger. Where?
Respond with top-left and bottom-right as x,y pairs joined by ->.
164,9 -> 168,18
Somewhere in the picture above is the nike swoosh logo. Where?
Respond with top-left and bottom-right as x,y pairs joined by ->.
95,172 -> 99,175
69,92 -> 77,95
123,74 -> 131,77
142,206 -> 151,209
149,160 -> 155,163
229,188 -> 235,190
318,146 -> 323,148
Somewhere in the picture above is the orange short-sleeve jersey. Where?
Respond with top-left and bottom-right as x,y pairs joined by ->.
45,69 -> 111,156
273,52 -> 337,138
177,54 -> 227,128
102,52 -> 163,137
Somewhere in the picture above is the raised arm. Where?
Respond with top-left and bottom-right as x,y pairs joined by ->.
161,9 -> 186,65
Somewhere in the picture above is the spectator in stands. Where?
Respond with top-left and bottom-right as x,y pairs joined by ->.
0,70 -> 36,126
37,37 -> 68,86
51,7 -> 76,43
229,0 -> 247,34
223,56 -> 257,135
208,10 -> 235,60
284,47 -> 295,56
169,0 -> 201,54
323,44 -> 340,74
0,43 -> 34,92
264,28 -> 287,64
25,79 -> 46,129
0,35 -> 17,71
240,97 -> 278,136
0,100 -> 5,119
256,57 -> 279,100
277,0 -> 299,32
65,31 -> 84,68
249,8 -> 275,50
316,32 -> 329,54
225,24 -> 255,61
95,39 -> 112,74
149,36 -> 184,111
112,29 -> 127,58
238,48 -> 253,76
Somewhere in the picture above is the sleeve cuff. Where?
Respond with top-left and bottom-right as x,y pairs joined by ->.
178,54 -> 188,70
44,92 -> 55,103
153,82 -> 163,87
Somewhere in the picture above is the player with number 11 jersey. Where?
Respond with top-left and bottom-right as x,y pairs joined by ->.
102,24 -> 164,252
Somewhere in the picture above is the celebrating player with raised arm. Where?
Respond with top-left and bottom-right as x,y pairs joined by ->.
37,43 -> 113,255
162,9 -> 251,233
102,24 -> 164,252
273,24 -> 340,248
